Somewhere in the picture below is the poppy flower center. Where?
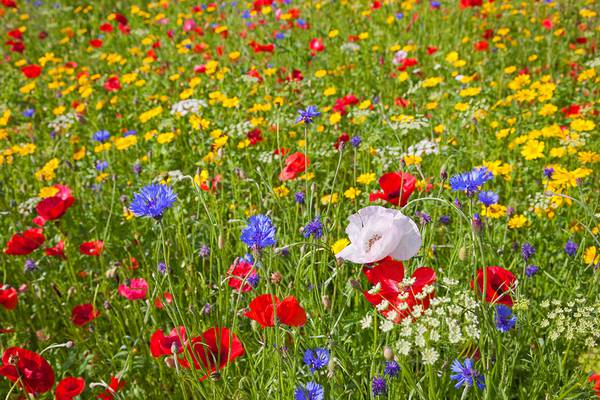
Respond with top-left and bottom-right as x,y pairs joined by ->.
365,234 -> 383,253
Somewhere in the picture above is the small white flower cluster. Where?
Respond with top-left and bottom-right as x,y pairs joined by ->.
257,151 -> 276,164
47,113 -> 78,132
539,298 -> 600,348
403,138 -> 440,158
225,120 -> 253,138
240,74 -> 261,85
170,99 -> 207,116
341,42 -> 360,53
389,116 -> 429,132
361,288 -> 480,366
527,192 -> 554,212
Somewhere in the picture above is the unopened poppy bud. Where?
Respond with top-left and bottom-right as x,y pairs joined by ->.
66,341 -> 74,349
383,346 -> 394,360
322,295 -> 331,310
164,357 -> 176,368
218,233 -> 224,249
458,246 -> 468,261
440,169 -> 447,181
327,357 -> 336,378
271,272 -> 283,284
350,279 -> 361,290
105,266 -> 118,279
67,287 -> 77,297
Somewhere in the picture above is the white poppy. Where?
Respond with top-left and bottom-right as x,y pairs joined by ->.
336,206 -> 421,264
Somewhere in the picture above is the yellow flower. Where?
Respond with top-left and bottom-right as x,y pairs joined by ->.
157,132 -> 176,144
539,104 -> 557,116
115,135 -> 137,151
550,166 -> 592,188
331,238 -> 350,254
321,193 -> 338,205
578,151 -> 600,164
274,185 -> 289,197
344,187 -> 361,199
73,146 -> 86,160
570,119 -> 595,132
139,106 -> 163,123
39,186 -> 59,198
421,77 -> 443,88
35,158 -> 60,181
521,140 -> 545,160
583,246 -> 599,266
403,155 -> 422,165
481,204 -> 507,219
508,214 -> 528,229
357,173 -> 376,185
454,103 -> 469,112
482,160 -> 512,180
329,112 -> 342,125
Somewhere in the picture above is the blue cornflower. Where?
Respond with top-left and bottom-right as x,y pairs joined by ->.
450,358 -> 485,390
350,136 -> 362,148
129,183 -> 177,220
384,361 -> 400,378
22,108 -> 35,117
295,106 -> 320,125
439,215 -> 451,225
123,130 -> 137,137
240,215 -> 277,249
372,376 -> 387,396
521,243 -> 535,262
565,239 -> 578,256
478,191 -> 499,206
92,130 -> 110,143
525,265 -> 539,277
495,305 -> 517,332
294,382 -> 324,400
449,167 -> 493,194
303,348 -> 330,372
95,160 -> 108,172
303,216 -> 323,239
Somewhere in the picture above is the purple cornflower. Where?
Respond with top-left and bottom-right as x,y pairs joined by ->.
521,243 -> 535,262
439,215 -> 451,225
157,262 -> 168,275
372,376 -> 387,396
132,162 -> 142,175
303,216 -> 323,239
240,214 -> 277,249
543,167 -> 554,178
564,240 -> 578,256
24,259 -> 37,272
384,361 -> 400,378
303,348 -> 330,372
525,265 -> 539,277
495,305 -> 516,332
295,191 -> 305,204
450,358 -> 485,390
95,160 -> 108,172
350,136 -> 362,148
295,106 -> 320,125
472,213 -> 483,233
415,211 -> 432,225
199,244 -> 211,258
22,108 -> 35,117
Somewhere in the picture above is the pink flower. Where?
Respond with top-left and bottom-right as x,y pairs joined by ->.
118,278 -> 148,300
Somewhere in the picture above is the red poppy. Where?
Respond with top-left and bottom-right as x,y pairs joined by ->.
35,184 -> 75,226
99,23 -> 113,32
150,326 -> 186,357
589,374 -> 600,398
460,0 -> 483,7
118,278 -> 148,300
0,347 -> 55,394
333,133 -> 350,150
45,240 -> 66,259
227,259 -> 259,293
244,294 -> 307,328
474,40 -> 489,51
0,285 -> 18,310
79,240 -> 104,256
183,327 -> 244,380
2,0 -> 17,8
56,376 -> 85,400
154,292 -> 173,309
103,76 -> 121,92
249,40 -> 274,53
309,38 -> 325,54
561,104 -> 580,117
97,376 -> 125,400
71,304 -> 99,327
279,152 -> 309,181
332,94 -> 359,115
246,128 -> 263,145
89,39 -> 103,48
21,64 -> 42,79
471,266 -> 516,307
362,257 -> 436,323
4,228 -> 45,255
369,172 -> 417,207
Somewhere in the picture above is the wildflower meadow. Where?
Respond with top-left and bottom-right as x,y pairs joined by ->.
1,0 -> 600,399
